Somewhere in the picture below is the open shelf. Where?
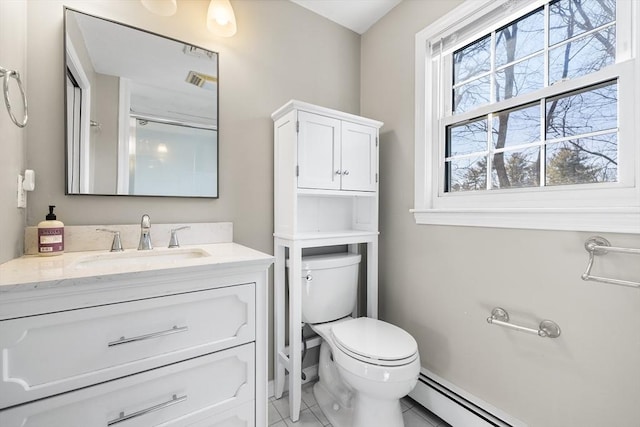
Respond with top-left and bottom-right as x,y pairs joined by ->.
274,230 -> 378,244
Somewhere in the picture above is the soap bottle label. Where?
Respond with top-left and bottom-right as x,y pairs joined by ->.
39,228 -> 64,253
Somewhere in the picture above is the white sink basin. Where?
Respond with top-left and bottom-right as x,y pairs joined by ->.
72,248 -> 211,270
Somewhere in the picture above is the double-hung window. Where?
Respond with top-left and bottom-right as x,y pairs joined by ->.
414,0 -> 639,233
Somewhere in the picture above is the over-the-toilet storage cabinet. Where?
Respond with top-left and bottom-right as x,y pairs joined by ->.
272,100 -> 382,421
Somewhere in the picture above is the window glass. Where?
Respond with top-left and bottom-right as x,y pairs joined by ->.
447,118 -> 488,156
491,147 -> 540,189
546,81 -> 617,140
495,54 -> 544,101
549,27 -> 616,84
545,134 -> 618,185
495,9 -> 545,67
447,1 -> 620,192
492,104 -> 540,149
446,156 -> 487,192
453,36 -> 491,84
453,36 -> 492,113
453,75 -> 492,113
549,0 -> 616,46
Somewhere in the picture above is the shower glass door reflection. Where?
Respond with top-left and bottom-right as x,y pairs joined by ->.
124,118 -> 218,197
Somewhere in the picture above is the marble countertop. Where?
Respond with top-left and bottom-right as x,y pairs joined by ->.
0,243 -> 273,289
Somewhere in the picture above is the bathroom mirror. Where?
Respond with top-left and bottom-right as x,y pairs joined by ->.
64,8 -> 219,197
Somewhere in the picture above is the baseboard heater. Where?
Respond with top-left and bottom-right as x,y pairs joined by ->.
409,371 -> 525,427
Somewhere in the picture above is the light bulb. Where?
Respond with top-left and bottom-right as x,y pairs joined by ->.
207,0 -> 237,37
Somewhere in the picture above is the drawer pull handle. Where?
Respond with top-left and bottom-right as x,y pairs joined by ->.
108,325 -> 188,347
107,393 -> 187,426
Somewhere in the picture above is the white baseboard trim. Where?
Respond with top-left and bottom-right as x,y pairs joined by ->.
268,365 -> 319,398
409,368 -> 527,427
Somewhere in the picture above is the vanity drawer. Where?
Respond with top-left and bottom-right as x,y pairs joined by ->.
0,283 -> 255,408
0,343 -> 255,427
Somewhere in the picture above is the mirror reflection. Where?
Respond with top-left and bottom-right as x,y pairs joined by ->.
64,8 -> 219,197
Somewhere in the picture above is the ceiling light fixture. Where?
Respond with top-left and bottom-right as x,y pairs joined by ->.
140,0 -> 177,16
207,0 -> 237,37
140,0 -> 237,37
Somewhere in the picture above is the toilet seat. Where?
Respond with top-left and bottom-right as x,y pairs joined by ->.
331,318 -> 418,367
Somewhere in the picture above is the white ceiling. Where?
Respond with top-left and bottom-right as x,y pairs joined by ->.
289,0 -> 402,34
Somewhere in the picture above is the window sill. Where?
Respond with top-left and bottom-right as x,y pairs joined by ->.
411,207 -> 640,233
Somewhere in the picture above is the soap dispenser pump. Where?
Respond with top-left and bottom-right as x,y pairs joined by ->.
38,205 -> 64,256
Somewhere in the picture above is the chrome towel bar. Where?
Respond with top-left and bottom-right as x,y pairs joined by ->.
487,307 -> 561,338
581,236 -> 640,288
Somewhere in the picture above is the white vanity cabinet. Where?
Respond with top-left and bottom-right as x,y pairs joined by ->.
297,111 -> 378,192
271,100 -> 382,422
0,243 -> 272,427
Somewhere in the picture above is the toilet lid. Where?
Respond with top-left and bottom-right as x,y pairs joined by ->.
331,318 -> 418,366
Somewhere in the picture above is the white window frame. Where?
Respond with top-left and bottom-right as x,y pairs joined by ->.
413,0 -> 640,233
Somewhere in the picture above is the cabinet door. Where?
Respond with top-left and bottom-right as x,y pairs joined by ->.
341,121 -> 377,192
297,111 -> 341,190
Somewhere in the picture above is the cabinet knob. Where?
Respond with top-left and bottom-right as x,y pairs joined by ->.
335,170 -> 342,175
343,170 -> 350,176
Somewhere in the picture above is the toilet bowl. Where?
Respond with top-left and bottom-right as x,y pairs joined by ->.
288,253 -> 420,427
311,317 -> 420,427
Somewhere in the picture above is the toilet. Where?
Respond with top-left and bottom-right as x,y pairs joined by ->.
292,253 -> 420,427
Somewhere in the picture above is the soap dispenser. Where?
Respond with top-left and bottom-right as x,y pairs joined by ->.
38,205 -> 64,256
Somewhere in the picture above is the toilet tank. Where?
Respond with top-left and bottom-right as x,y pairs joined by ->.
287,253 -> 361,324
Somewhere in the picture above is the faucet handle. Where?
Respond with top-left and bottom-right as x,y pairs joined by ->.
96,228 -> 124,252
168,226 -> 191,248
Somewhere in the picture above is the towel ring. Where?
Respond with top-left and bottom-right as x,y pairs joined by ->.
0,66 -> 28,128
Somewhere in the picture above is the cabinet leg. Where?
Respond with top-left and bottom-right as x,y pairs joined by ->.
274,243 -> 286,399
257,269 -> 269,427
367,239 -> 378,319
288,245 -> 302,422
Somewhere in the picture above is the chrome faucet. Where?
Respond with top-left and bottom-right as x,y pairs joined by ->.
138,214 -> 152,250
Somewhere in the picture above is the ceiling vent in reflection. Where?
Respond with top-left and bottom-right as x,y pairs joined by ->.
182,45 -> 216,60
186,71 -> 218,91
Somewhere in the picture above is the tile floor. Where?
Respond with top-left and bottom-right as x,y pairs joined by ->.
269,381 -> 452,427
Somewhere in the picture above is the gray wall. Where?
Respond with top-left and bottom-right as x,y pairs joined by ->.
0,0 -> 27,264
362,1 -> 640,426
